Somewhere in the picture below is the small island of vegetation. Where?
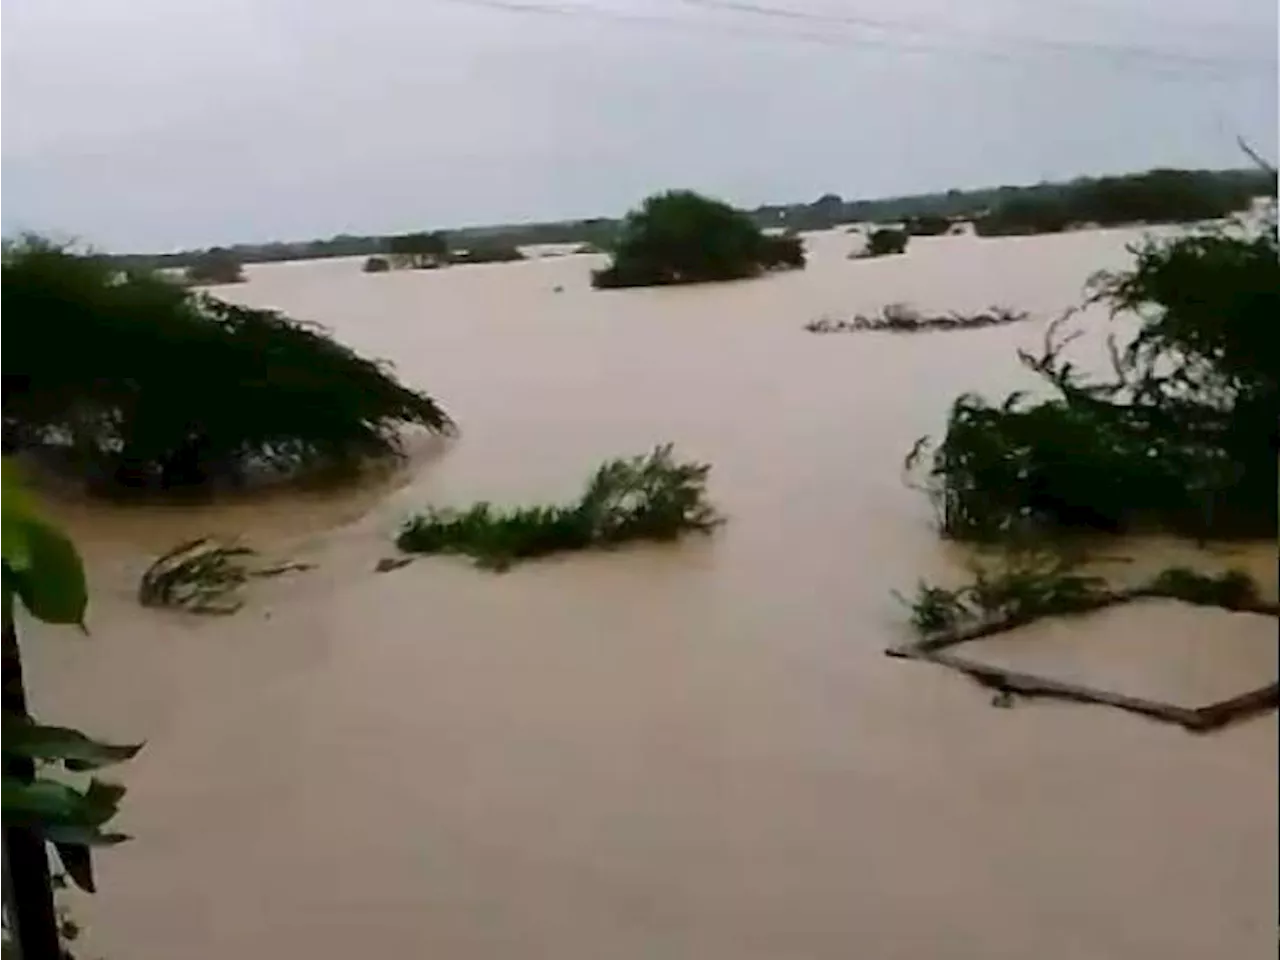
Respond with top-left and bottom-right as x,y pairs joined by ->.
851,228 -> 909,259
3,238 -> 453,494
395,445 -> 722,571
591,190 -> 805,289
183,247 -> 244,285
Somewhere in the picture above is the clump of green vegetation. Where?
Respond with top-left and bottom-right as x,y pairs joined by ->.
805,303 -> 1028,334
3,238 -> 452,493
396,445 -> 723,570
386,231 -> 449,269
897,552 -> 1271,640
896,551 -> 1112,637
907,215 -> 1278,541
1140,567 -> 1260,610
591,191 -> 805,289
137,537 -> 313,614
449,243 -> 526,264
973,168 -> 1266,237
853,228 -> 909,259
183,247 -> 244,285
903,215 -> 951,237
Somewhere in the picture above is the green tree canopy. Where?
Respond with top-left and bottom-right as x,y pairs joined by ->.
183,247 -> 244,285
3,239 -> 452,493
592,190 -> 805,289
387,231 -> 449,268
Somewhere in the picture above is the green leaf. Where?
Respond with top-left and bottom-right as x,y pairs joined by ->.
9,513 -> 88,626
2,517 -> 32,573
2,775 -> 126,828
3,717 -> 143,770
52,841 -> 96,893
45,824 -> 130,846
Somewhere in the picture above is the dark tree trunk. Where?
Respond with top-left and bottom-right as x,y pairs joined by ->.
3,622 -> 63,960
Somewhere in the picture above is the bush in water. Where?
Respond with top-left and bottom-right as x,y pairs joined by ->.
857,229 -> 909,258
396,445 -> 723,570
804,304 -> 1029,334
906,215 -> 1278,540
2,238 -> 453,494
592,190 -> 805,289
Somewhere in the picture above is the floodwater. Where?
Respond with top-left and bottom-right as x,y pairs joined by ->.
24,228 -> 1278,959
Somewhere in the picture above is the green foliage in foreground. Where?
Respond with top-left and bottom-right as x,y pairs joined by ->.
907,217 -> 1278,541
897,551 -> 1267,639
396,445 -> 723,570
592,191 -> 805,288
3,462 -> 141,899
3,238 -> 452,493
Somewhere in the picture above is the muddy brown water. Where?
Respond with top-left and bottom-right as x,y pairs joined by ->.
23,229 -> 1278,959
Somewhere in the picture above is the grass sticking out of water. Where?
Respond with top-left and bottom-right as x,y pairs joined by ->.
396,444 -> 723,570
896,551 -> 1270,640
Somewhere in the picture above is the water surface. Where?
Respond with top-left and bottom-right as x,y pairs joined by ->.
27,228 -> 1277,960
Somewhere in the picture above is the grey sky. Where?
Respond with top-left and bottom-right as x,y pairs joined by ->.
2,0 -> 1275,251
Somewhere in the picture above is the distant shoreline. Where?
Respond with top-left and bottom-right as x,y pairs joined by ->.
108,165 -> 1274,270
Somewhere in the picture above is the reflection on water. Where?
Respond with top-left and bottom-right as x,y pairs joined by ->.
27,229 -> 1277,960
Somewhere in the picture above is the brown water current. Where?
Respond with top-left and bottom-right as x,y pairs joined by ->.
22,228 -> 1278,959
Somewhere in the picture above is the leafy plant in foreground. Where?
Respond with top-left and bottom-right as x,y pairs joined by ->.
3,461 -> 141,958
396,445 -> 723,570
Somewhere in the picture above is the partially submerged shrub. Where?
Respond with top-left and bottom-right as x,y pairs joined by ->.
897,552 -> 1269,640
805,304 -> 1028,334
138,537 -> 313,613
592,191 -> 805,289
3,239 -> 453,493
449,244 -> 525,264
896,551 -> 1112,637
854,229 -> 908,259
1140,567 -> 1260,610
903,215 -> 950,237
396,444 -> 723,570
908,217 -> 1278,540
184,248 -> 244,285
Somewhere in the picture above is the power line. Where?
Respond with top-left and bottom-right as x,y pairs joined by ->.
432,0 -> 1271,75
669,0 -> 1273,69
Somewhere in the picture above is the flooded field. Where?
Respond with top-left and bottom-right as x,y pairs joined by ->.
24,228 -> 1278,959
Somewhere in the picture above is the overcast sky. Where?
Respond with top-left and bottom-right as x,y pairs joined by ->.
2,0 -> 1275,251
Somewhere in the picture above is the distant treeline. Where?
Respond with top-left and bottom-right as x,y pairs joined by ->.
112,167 -> 1274,270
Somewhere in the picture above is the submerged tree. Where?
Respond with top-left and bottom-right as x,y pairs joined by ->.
184,247 -> 244,285
387,231 -> 449,269
858,228 -> 909,258
592,190 -> 805,289
3,239 -> 453,494
908,215 -> 1278,540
